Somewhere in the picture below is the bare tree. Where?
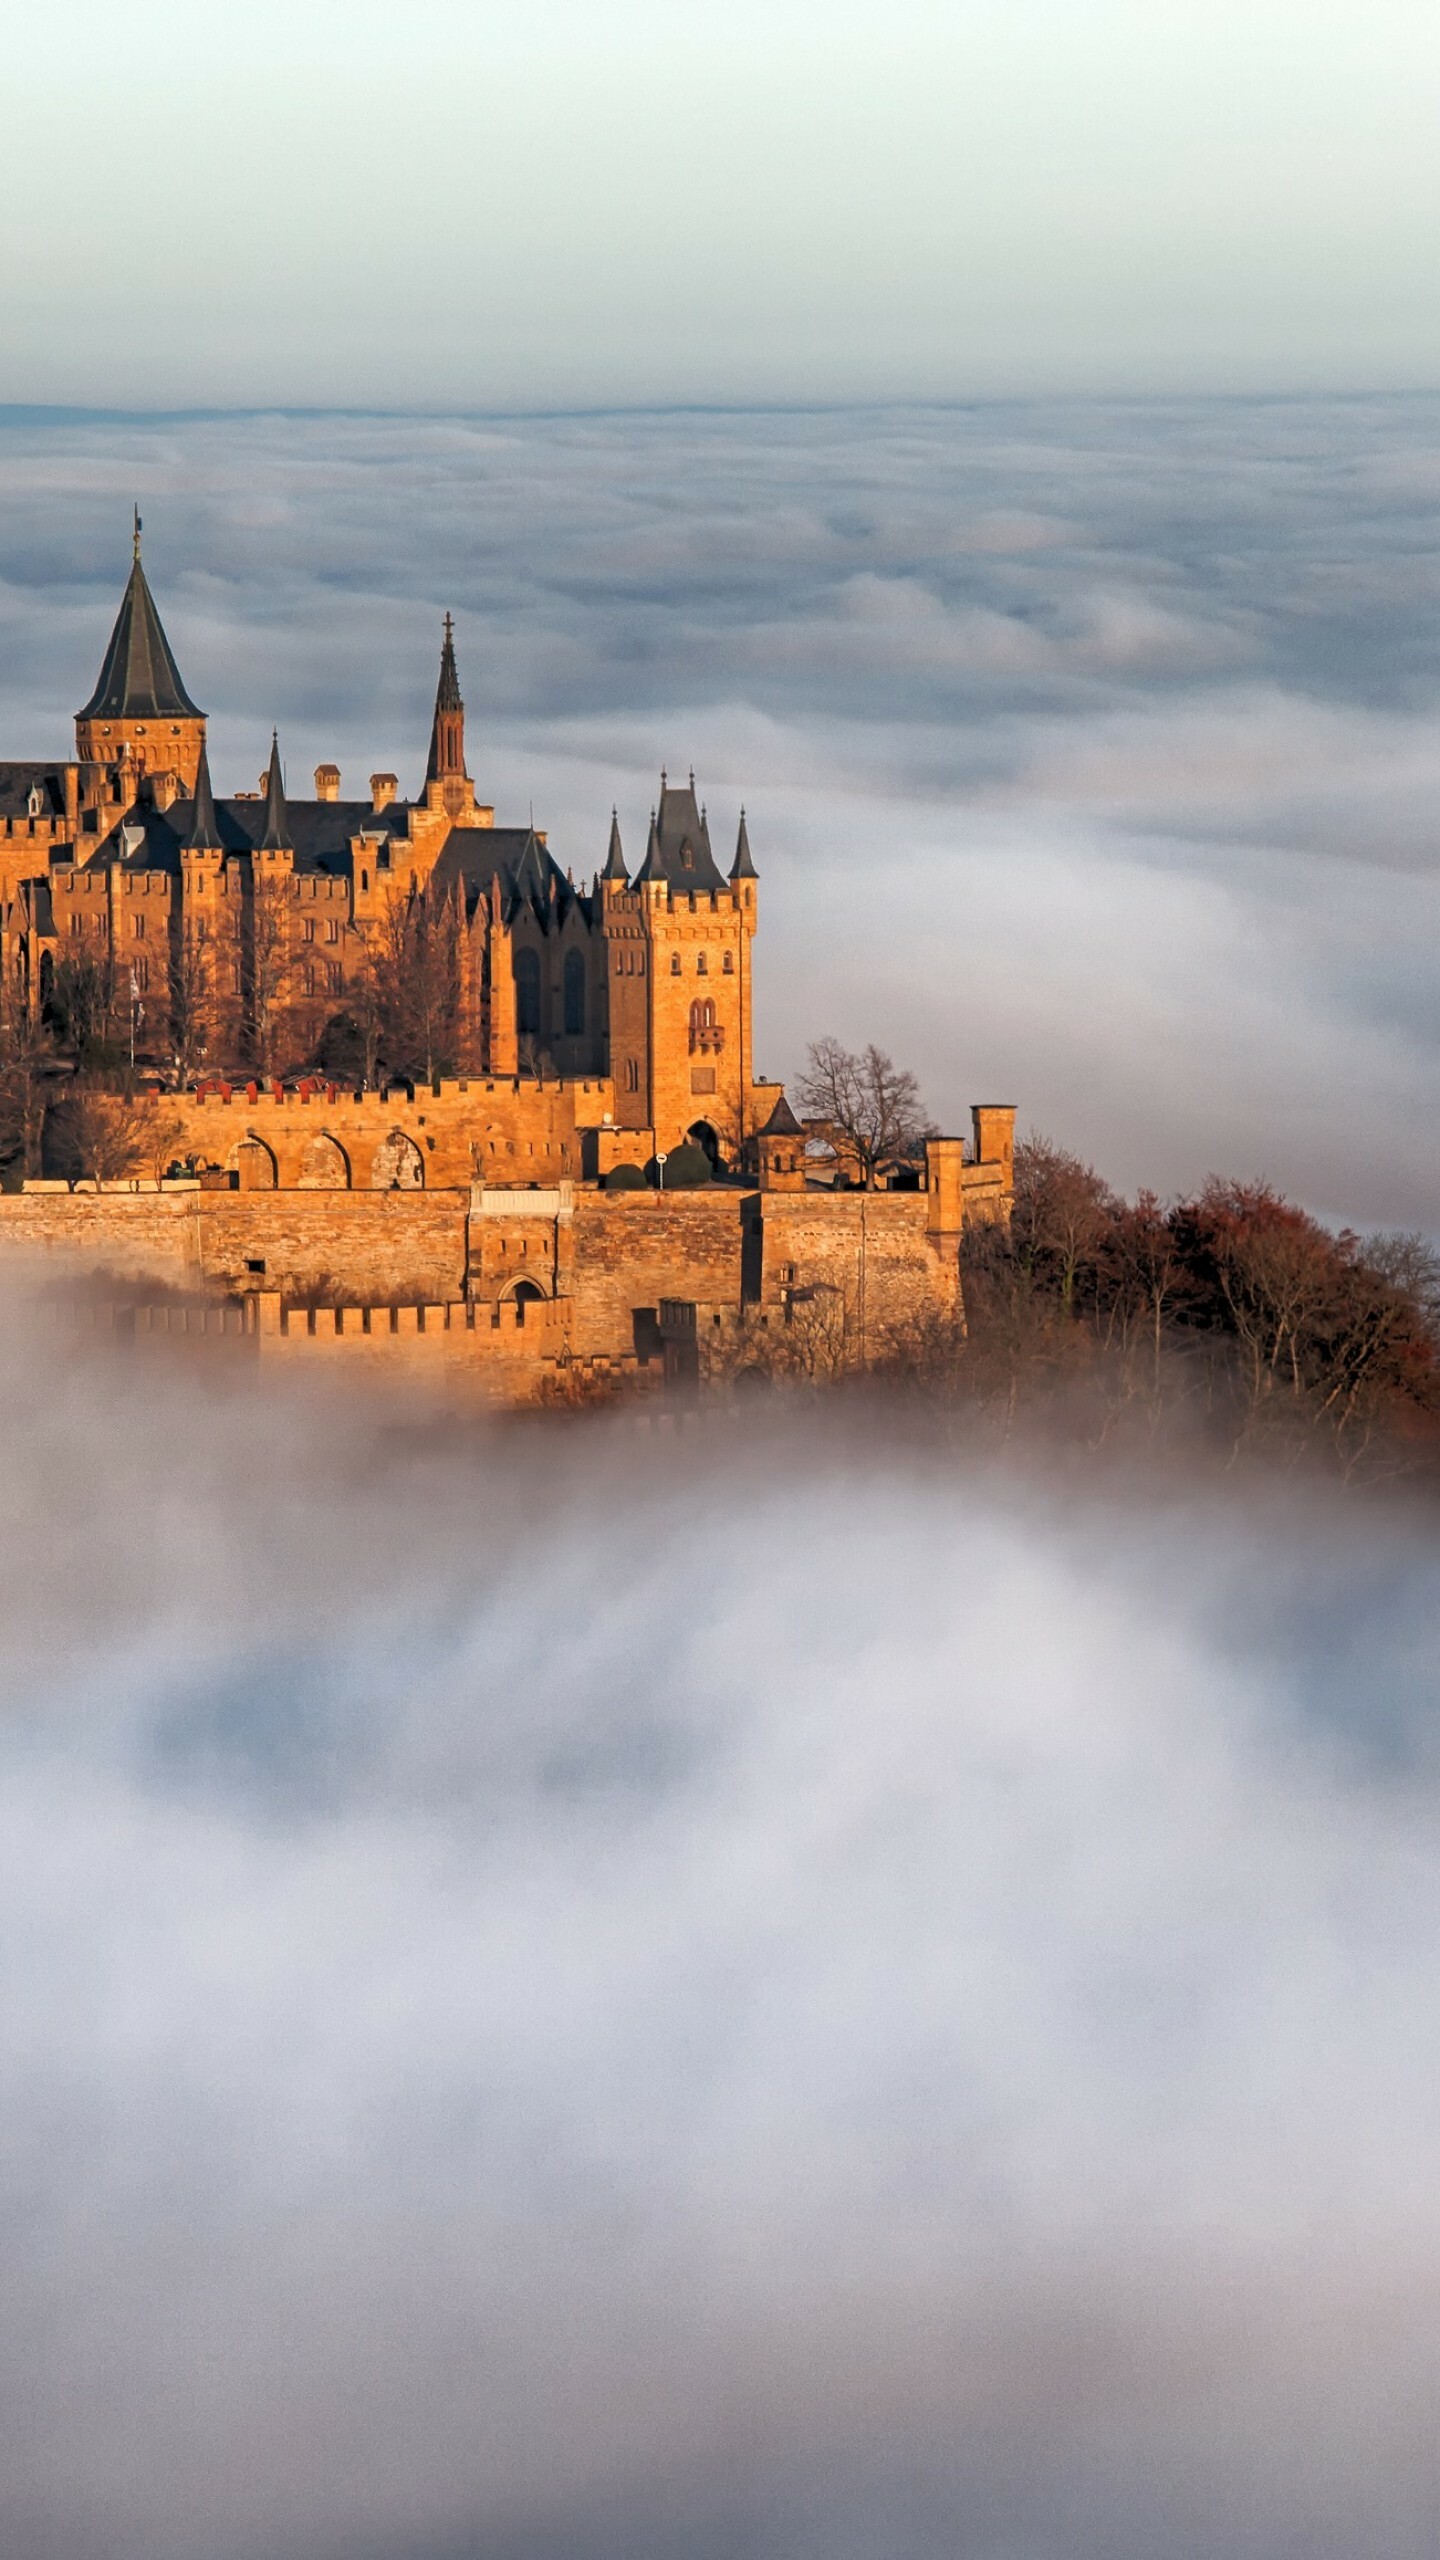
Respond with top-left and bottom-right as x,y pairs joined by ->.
247,866 -> 295,1076
53,1081 -> 188,1186
168,923 -> 218,1082
358,886 -> 462,1084
793,1037 -> 932,1188
0,991 -> 51,1182
47,947 -> 116,1066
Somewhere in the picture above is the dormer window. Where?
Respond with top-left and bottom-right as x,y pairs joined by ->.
26,785 -> 43,819
680,842 -> 694,870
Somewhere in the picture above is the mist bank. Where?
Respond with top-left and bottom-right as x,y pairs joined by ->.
2,398 -> 1439,1225
3,1305 -> 1439,2558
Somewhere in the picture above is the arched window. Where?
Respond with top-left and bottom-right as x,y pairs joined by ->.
514,947 -> 541,1036
696,951 -> 707,974
563,949 -> 586,1036
723,950 -> 734,973
670,953 -> 681,975
624,1058 -> 640,1093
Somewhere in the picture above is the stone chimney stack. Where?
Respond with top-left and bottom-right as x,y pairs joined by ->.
370,772 -> 397,812
314,763 -> 340,802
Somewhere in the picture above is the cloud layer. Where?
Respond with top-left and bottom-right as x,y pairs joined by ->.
2,1319 -> 1440,2559
2,398 -> 1439,1219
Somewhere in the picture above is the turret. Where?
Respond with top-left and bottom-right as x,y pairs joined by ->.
74,510 -> 207,792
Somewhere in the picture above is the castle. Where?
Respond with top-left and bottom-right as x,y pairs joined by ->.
0,526 -> 1015,1397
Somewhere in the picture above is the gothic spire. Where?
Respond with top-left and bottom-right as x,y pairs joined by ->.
184,738 -> 223,851
730,806 -> 757,879
259,731 -> 290,850
426,613 -> 466,782
602,808 -> 628,880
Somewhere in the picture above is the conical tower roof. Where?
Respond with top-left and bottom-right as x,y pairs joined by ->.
77,516 -> 203,721
601,809 -> 628,880
258,732 -> 290,850
730,807 -> 757,879
184,739 -> 224,851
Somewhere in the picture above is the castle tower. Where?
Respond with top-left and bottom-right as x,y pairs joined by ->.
425,614 -> 471,820
605,772 -> 759,1159
75,512 -> 206,792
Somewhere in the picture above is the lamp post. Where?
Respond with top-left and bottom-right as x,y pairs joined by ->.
656,1149 -> 668,1192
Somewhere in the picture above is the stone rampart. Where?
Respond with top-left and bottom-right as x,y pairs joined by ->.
156,1074 -> 618,1190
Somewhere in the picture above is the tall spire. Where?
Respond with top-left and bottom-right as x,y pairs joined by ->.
426,613 -> 466,783
602,808 -> 628,880
77,524 -> 203,722
730,806 -> 757,880
184,739 -> 223,851
258,732 -> 289,850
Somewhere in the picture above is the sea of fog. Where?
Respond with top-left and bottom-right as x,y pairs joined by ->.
2,1317 -> 1439,2560
2,397 -> 1439,1225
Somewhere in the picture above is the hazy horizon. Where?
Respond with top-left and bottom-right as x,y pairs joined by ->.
4,393 -> 1439,1232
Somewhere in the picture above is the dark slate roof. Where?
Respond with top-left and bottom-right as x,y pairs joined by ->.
0,764 -> 67,824
601,809 -> 627,880
631,773 -> 727,892
730,807 -> 757,880
760,1092 -> 802,1138
430,826 -> 595,931
85,795 -> 413,879
185,741 -> 223,851
76,556 -> 203,721
258,734 -> 288,851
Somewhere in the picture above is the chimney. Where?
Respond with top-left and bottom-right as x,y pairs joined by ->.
314,763 -> 341,803
370,773 -> 397,812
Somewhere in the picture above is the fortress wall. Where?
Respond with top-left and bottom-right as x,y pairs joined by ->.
252,1294 -> 577,1404
0,1189 -> 469,1304
565,1190 -> 749,1361
758,1193 -> 961,1332
159,1076 -> 617,1190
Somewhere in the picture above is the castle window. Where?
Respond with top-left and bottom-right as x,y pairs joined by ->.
360,870 -> 369,893
131,914 -> 145,939
133,957 -> 149,993
723,951 -> 734,973
326,918 -> 339,944
670,954 -> 681,975
303,963 -> 317,997
327,961 -> 343,994
514,946 -> 541,1036
696,952 -> 707,974
561,952 -> 584,1039
69,913 -> 82,937
304,918 -> 315,943
196,916 -> 209,942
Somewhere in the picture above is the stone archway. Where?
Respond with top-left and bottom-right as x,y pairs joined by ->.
371,1127 -> 424,1191
297,1131 -> 350,1189
232,1137 -> 277,1192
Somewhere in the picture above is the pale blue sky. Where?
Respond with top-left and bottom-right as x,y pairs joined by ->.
6,0 -> 1439,405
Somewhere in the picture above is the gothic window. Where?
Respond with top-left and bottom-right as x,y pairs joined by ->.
69,913 -> 82,938
563,949 -> 586,1036
302,963 -> 317,997
131,914 -> 145,939
688,997 -> 721,1056
327,961 -> 343,995
304,918 -> 315,943
326,918 -> 339,944
133,957 -> 149,993
624,1058 -> 640,1093
670,953 -> 681,975
514,947 -> 541,1036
